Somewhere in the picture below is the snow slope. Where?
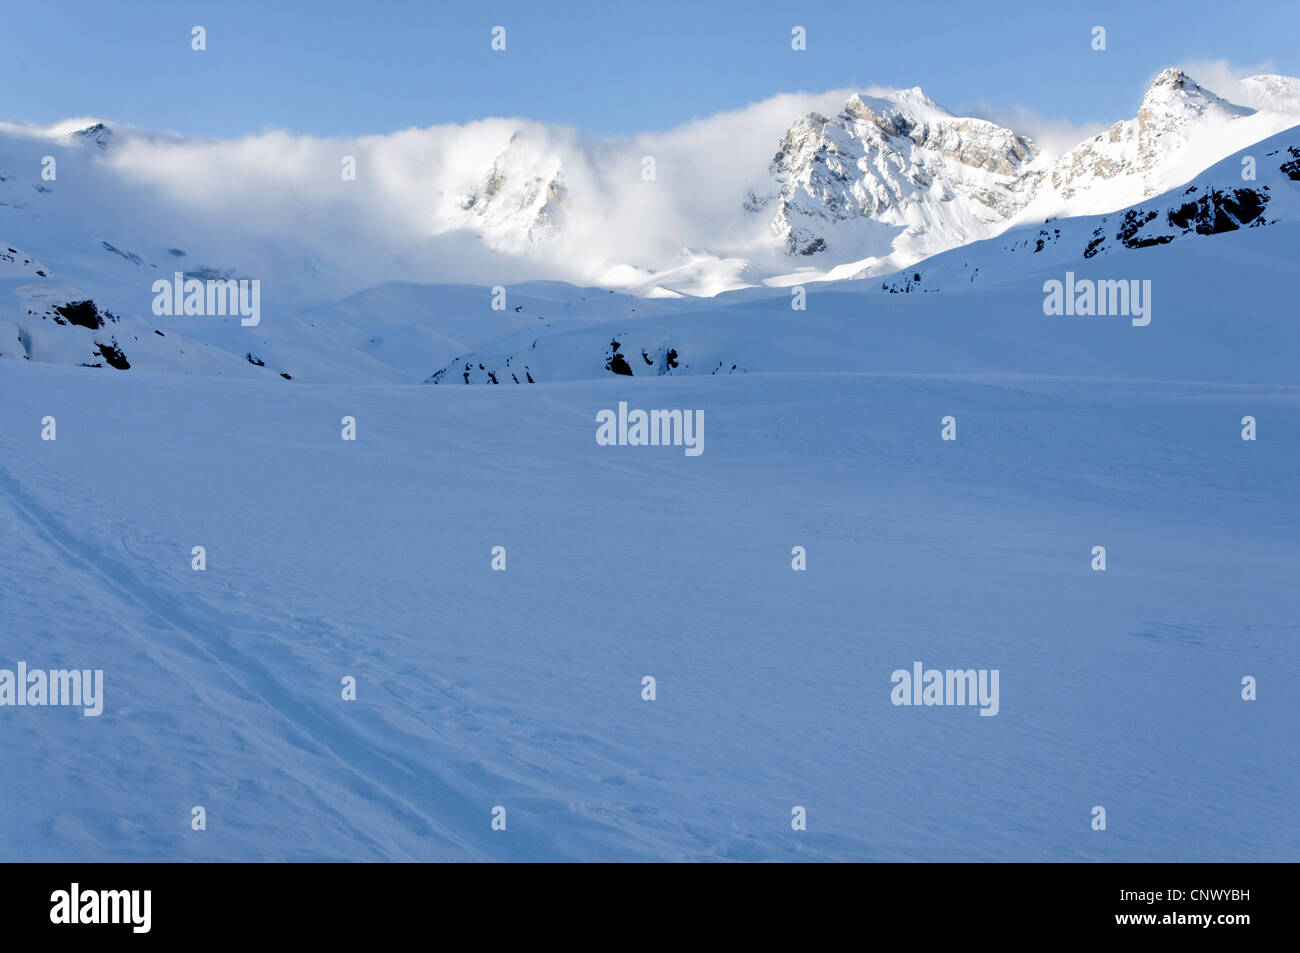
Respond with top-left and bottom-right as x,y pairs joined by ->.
1,361 -> 1296,861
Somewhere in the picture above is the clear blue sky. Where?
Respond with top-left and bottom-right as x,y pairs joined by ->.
3,0 -> 1297,137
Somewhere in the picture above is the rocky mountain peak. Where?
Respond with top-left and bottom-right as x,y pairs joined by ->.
1138,68 -> 1249,125
454,131 -> 569,249
1047,67 -> 1256,204
69,122 -> 114,149
752,91 -> 1039,257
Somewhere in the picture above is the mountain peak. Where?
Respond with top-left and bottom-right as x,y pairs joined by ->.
757,90 -> 1039,258
69,122 -> 114,149
1044,68 -> 1268,208
1141,68 -> 1202,109
893,86 -> 945,113
1139,68 -> 1248,118
1149,67 -> 1192,91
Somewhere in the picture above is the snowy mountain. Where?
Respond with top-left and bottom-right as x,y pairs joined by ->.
1034,69 -> 1295,215
446,130 -> 571,253
879,126 -> 1300,297
1,67 -> 1299,381
412,127 -> 1300,386
798,68 -> 1300,281
744,89 -> 1039,261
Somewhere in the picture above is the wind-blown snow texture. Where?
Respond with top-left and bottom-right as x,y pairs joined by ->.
1,71 -> 1298,862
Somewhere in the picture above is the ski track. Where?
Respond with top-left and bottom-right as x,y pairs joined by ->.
0,465 -> 590,860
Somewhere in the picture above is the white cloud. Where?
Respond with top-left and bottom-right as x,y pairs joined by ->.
83,88 -> 879,296
963,103 -> 1107,157
1174,58 -> 1280,102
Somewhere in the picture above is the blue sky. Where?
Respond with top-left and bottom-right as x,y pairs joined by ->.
3,0 -> 1298,137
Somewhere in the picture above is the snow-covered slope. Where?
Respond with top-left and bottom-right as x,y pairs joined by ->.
3,332 -> 1296,861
